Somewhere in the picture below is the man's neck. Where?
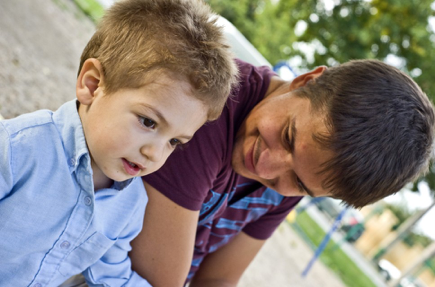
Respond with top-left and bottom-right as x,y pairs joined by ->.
264,76 -> 290,100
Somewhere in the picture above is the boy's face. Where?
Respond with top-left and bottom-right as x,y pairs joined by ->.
231,85 -> 333,198
79,74 -> 208,187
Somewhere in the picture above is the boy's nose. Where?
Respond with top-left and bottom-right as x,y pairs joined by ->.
140,142 -> 166,163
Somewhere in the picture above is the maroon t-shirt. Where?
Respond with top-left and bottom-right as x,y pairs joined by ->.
143,59 -> 302,280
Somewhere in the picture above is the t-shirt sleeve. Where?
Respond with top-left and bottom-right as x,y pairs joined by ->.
143,59 -> 277,211
242,196 -> 302,240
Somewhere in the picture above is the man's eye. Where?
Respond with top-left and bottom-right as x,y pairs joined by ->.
282,124 -> 292,151
169,138 -> 181,147
296,177 -> 305,193
285,131 -> 291,148
139,117 -> 156,129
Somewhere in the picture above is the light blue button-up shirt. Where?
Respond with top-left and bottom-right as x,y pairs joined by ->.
0,100 -> 150,286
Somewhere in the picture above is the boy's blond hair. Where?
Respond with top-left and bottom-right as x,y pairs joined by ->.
79,0 -> 238,120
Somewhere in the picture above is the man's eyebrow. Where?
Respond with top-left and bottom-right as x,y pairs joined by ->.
289,117 -> 296,153
290,117 -> 315,197
300,180 -> 316,198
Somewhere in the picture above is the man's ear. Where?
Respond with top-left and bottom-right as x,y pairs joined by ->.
76,58 -> 104,105
289,66 -> 327,91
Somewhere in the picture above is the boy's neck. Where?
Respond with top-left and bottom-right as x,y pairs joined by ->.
91,160 -> 114,191
93,176 -> 114,191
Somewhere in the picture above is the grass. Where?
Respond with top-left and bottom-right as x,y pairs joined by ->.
72,0 -> 105,23
291,211 -> 377,287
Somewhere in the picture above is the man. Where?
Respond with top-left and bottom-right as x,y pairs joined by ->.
130,58 -> 435,286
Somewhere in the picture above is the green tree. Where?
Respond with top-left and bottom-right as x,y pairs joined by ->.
207,0 -> 435,100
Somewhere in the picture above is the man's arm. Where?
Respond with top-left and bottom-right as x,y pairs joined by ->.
129,179 -> 199,287
189,232 -> 266,287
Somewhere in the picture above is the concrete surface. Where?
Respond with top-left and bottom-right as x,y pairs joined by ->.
0,0 -> 94,119
239,219 -> 346,287
0,1 -> 353,286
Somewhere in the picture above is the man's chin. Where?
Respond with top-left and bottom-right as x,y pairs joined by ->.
233,162 -> 258,181
231,159 -> 248,178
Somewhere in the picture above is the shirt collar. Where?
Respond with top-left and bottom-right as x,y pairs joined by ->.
52,100 -> 88,172
52,100 -> 134,191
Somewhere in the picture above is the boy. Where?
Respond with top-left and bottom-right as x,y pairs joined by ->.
0,0 -> 237,286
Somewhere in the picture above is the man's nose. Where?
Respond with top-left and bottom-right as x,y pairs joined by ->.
257,148 -> 291,179
140,141 -> 166,163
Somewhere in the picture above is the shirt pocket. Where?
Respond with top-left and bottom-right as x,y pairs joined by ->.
58,232 -> 116,277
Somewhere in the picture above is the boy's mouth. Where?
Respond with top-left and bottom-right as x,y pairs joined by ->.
122,158 -> 143,176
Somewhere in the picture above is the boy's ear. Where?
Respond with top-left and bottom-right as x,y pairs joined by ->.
289,66 -> 327,91
76,58 -> 104,105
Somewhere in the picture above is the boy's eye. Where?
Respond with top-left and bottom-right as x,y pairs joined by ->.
169,138 -> 181,147
139,117 -> 156,129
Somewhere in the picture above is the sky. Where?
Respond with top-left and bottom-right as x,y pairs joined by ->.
97,0 -> 114,8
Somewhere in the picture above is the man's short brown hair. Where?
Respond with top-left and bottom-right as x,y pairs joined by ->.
79,0 -> 238,120
295,59 -> 435,208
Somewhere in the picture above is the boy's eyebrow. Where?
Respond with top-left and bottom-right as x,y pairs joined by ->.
138,103 -> 167,124
138,103 -> 193,141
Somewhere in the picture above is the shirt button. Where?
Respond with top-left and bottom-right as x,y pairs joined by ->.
60,241 -> 71,249
84,196 -> 92,206
70,158 -> 76,167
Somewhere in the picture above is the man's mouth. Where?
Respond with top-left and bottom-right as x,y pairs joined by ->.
245,136 -> 258,175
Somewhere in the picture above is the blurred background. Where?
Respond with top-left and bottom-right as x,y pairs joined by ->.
2,0 -> 435,286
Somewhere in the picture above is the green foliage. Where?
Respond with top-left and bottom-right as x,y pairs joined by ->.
73,0 -> 105,23
403,232 -> 433,248
425,257 -> 435,274
413,163 -> 435,192
206,0 -> 435,100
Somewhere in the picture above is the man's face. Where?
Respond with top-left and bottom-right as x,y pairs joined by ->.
232,83 -> 333,197
79,74 -> 208,188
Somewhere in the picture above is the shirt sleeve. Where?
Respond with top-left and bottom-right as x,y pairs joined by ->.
0,122 -> 13,200
82,197 -> 151,287
242,196 -> 302,240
